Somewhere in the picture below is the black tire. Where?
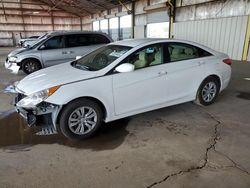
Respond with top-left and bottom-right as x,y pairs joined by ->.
59,99 -> 103,140
22,59 -> 41,74
195,76 -> 220,106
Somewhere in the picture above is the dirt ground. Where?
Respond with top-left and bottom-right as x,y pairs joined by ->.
0,47 -> 250,188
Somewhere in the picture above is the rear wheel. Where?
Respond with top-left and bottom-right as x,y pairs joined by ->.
195,77 -> 220,106
59,99 -> 103,140
22,59 -> 41,74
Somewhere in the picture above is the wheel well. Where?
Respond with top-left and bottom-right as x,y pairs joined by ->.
196,75 -> 221,99
207,75 -> 221,90
57,97 -> 107,124
20,58 -> 42,68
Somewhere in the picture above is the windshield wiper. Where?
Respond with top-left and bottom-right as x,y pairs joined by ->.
72,61 -> 91,71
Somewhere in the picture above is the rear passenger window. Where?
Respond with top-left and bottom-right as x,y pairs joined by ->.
66,35 -> 78,47
65,34 -> 87,47
78,34 -> 88,46
167,43 -> 212,62
65,34 -> 110,48
88,34 -> 110,44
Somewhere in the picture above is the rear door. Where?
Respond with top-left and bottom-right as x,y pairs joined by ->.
40,35 -> 68,66
83,34 -> 111,55
164,42 -> 212,102
64,34 -> 111,60
64,34 -> 85,61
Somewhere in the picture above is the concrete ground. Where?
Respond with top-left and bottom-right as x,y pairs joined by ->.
0,47 -> 249,188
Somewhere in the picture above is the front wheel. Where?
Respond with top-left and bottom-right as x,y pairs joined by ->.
22,59 -> 41,74
195,77 -> 220,106
59,99 -> 103,140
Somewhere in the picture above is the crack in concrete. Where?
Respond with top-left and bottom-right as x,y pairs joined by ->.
207,163 -> 249,174
214,150 -> 250,175
146,108 -> 221,188
146,107 -> 250,188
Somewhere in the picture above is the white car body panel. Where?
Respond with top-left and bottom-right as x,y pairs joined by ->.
112,64 -> 168,115
16,38 -> 232,123
17,62 -> 97,95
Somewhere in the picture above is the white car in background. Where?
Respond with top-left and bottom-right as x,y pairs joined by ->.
14,38 -> 232,139
18,35 -> 40,47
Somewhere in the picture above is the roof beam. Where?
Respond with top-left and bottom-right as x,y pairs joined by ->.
0,0 -> 7,21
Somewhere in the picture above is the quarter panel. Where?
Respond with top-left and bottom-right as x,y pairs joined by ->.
193,56 -> 225,93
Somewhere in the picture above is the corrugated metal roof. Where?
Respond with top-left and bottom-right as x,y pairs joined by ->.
39,0 -> 133,16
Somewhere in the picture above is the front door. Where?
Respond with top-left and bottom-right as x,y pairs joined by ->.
112,44 -> 168,115
40,35 -> 70,66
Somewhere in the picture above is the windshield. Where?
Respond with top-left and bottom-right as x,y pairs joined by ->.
73,45 -> 132,71
25,35 -> 49,49
38,33 -> 48,39
30,38 -> 47,49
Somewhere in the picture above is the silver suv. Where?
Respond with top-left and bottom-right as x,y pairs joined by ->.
5,31 -> 113,74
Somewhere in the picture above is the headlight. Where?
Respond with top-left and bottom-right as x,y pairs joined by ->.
8,56 -> 17,62
16,85 -> 60,108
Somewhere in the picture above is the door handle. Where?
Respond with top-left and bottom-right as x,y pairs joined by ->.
158,71 -> 168,76
62,51 -> 74,54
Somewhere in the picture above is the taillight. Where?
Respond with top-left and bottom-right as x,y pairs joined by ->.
223,58 -> 232,66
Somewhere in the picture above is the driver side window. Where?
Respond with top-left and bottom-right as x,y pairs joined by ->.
126,44 -> 163,70
42,36 -> 64,50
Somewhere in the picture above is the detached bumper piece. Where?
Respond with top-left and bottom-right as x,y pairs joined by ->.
36,126 -> 57,136
4,61 -> 20,74
15,99 -> 61,136
16,105 -> 36,127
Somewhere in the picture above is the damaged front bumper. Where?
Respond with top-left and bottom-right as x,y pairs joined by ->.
4,60 -> 20,74
15,93 -> 62,135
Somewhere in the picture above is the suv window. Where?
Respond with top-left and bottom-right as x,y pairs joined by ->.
167,42 -> 212,62
65,34 -> 88,48
43,36 -> 64,50
88,34 -> 110,44
124,44 -> 164,70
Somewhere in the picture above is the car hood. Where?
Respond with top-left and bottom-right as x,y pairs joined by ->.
8,47 -> 30,57
24,40 -> 37,46
16,62 -> 98,95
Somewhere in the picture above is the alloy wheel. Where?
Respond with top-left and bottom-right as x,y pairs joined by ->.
201,82 -> 217,102
68,106 -> 97,135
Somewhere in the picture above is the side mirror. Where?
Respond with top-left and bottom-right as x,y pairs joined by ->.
39,45 -> 46,50
115,63 -> 135,73
23,43 -> 30,48
76,56 -> 82,60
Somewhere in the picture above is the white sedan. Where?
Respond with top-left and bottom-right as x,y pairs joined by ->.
14,39 -> 232,139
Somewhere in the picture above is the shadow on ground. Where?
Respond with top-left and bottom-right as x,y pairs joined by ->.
0,112 -> 130,151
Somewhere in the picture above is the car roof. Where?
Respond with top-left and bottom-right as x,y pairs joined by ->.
111,38 -> 166,47
111,38 -> 205,47
110,38 -> 218,54
49,31 -> 109,36
46,31 -> 113,42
